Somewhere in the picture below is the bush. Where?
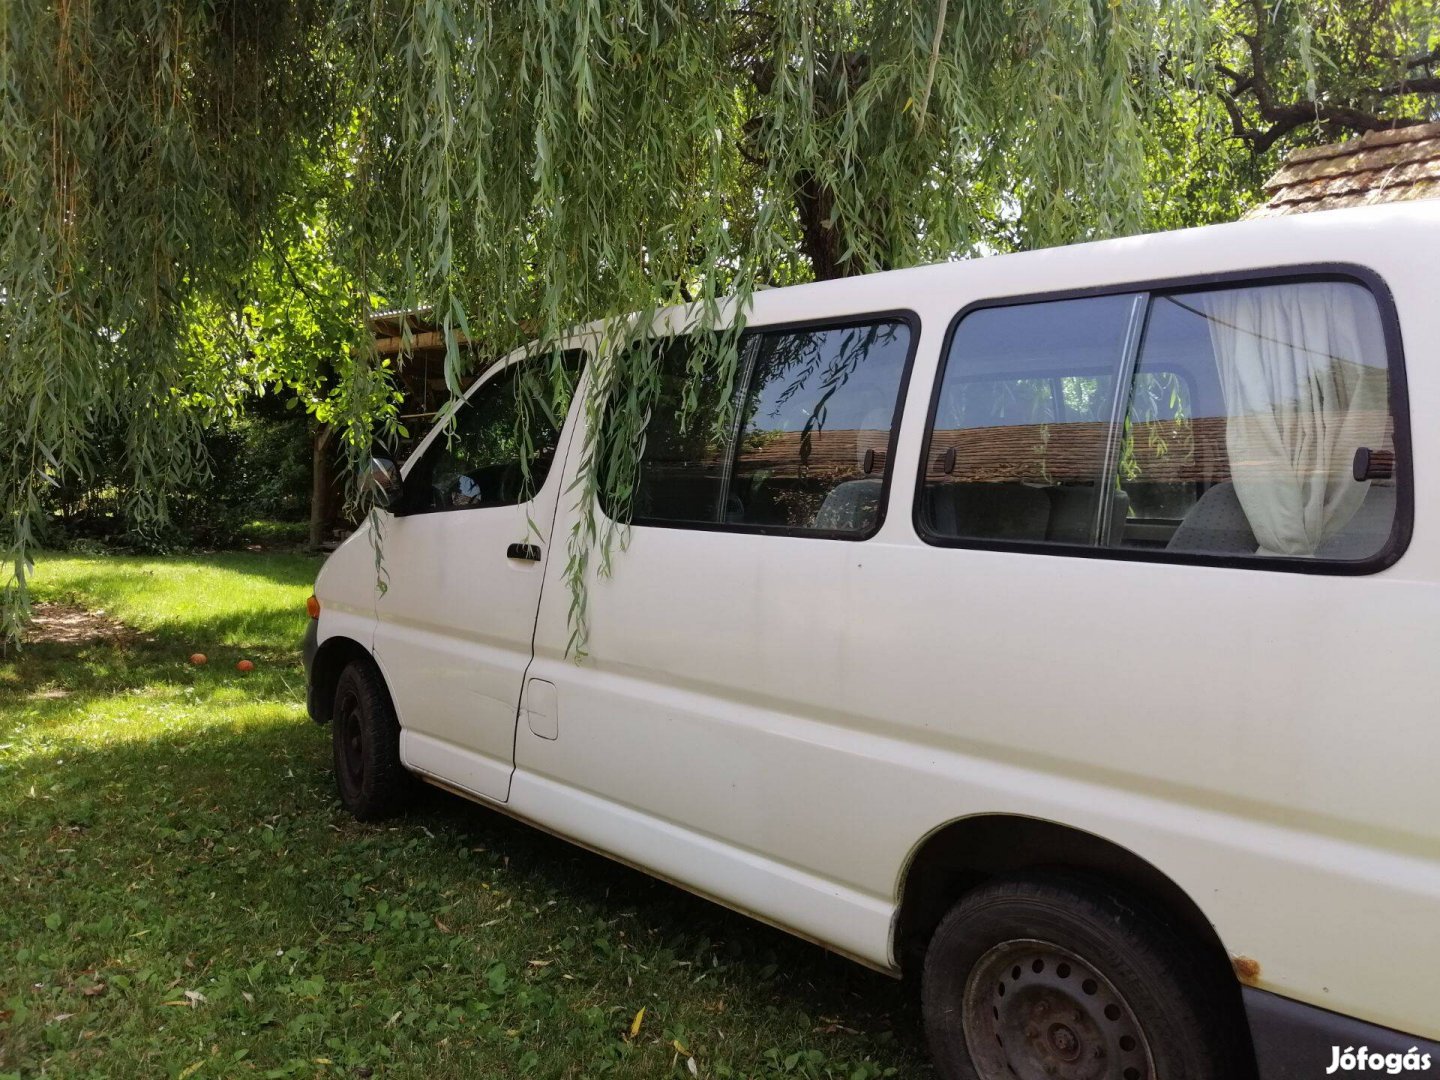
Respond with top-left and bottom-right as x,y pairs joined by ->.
43,400 -> 315,552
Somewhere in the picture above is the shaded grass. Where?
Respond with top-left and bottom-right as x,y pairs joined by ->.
0,554 -> 926,1079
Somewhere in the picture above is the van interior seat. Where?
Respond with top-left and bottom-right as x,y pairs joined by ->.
1167,479 -> 1396,558
1316,482 -> 1396,559
1166,482 -> 1256,554
813,478 -> 883,533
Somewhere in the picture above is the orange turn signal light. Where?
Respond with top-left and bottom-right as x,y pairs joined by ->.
306,595 -> 321,619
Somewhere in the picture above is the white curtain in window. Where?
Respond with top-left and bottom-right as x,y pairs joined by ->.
1201,282 -> 1389,556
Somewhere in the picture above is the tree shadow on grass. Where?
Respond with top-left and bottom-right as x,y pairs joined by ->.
426,785 -> 930,1060
2,643 -> 930,1077
1,639 -> 305,741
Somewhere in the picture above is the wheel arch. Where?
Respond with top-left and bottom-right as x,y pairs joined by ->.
308,635 -> 377,724
893,813 -> 1240,989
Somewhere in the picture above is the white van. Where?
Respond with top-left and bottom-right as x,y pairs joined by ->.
304,202 -> 1440,1080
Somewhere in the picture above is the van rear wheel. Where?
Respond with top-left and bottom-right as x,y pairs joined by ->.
921,875 -> 1236,1080
331,660 -> 412,821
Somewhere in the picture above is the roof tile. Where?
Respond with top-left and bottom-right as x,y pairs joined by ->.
1247,122 -> 1440,218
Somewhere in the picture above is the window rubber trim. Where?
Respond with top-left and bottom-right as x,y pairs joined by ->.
604,307 -> 924,543
911,262 -> 1414,577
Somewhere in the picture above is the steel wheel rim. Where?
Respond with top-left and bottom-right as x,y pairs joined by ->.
335,690 -> 365,798
961,938 -> 1155,1080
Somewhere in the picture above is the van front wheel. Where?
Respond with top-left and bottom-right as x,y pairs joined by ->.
921,875 -> 1235,1080
331,661 -> 412,821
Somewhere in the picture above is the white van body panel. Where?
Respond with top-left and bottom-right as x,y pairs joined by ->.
318,202 -> 1440,1042
372,354 -> 584,802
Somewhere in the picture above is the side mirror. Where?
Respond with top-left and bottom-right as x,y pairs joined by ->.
368,457 -> 405,511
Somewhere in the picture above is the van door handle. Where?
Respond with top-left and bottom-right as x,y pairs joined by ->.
506,543 -> 542,562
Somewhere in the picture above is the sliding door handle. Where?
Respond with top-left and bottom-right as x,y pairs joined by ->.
506,542 -> 542,562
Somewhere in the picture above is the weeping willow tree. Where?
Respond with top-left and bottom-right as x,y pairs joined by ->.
3,0 -> 1229,641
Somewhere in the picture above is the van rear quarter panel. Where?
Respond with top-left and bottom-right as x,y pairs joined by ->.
520,204 -> 1440,1039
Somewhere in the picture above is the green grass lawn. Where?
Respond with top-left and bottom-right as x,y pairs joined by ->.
0,553 -> 925,1079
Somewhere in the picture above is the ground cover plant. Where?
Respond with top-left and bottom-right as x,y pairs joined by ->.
0,553 -> 923,1078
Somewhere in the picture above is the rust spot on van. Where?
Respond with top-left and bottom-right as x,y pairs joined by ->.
1232,955 -> 1262,983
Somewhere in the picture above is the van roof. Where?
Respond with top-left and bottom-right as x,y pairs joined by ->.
552,198 -> 1439,351
772,199 -> 1438,299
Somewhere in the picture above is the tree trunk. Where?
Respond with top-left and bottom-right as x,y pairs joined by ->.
794,170 -> 885,281
796,172 -> 844,281
308,423 -> 340,550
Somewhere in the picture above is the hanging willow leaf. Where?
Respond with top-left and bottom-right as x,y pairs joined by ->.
9,0 -> 1353,646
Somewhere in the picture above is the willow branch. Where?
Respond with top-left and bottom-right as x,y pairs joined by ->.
915,0 -> 948,127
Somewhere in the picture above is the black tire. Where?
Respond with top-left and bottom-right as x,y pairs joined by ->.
331,660 -> 413,821
921,874 -> 1241,1080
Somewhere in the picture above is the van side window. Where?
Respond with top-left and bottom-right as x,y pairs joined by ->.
920,294 -> 1140,545
733,321 -> 912,533
622,337 -> 733,526
404,352 -> 582,515
608,317 -> 913,537
1123,282 -> 1395,560
920,278 -> 1404,567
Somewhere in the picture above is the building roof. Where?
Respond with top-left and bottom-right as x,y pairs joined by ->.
368,307 -> 441,352
1247,121 -> 1440,218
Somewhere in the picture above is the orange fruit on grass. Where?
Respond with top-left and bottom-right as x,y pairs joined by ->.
236,659 -> 254,673
190,653 -> 207,665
